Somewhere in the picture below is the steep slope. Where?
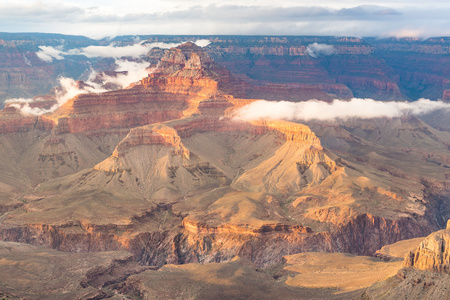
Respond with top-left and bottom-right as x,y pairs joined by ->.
0,105 -> 128,206
0,42 -> 243,207
306,116 -> 450,226
404,221 -> 450,273
0,114 -> 441,268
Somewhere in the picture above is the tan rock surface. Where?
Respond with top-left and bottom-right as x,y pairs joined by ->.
363,227 -> 450,299
0,114 -> 440,268
125,257 -> 362,300
404,226 -> 450,273
375,237 -> 425,260
363,231 -> 450,299
277,252 -> 402,292
0,241 -> 147,299
364,268 -> 450,300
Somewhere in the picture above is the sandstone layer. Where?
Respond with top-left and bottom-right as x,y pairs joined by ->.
0,42 -> 448,294
404,221 -> 450,273
2,34 -> 450,106
0,113 -> 445,268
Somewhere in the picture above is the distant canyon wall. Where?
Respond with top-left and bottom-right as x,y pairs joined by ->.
1,34 -> 450,104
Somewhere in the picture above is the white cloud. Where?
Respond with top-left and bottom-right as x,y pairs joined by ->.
36,43 -> 155,61
194,39 -> 211,47
5,98 -> 58,116
8,57 -> 154,116
66,42 -> 167,58
9,103 -> 58,116
235,98 -> 450,122
306,43 -> 336,58
4,98 -> 34,104
35,40 -> 210,62
55,76 -> 108,106
36,46 -> 65,62
53,57 -> 153,106
100,60 -> 150,89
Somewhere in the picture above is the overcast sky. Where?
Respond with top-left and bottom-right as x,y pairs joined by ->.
1,0 -> 450,39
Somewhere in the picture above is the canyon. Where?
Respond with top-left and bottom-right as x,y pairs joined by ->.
2,34 -> 450,105
0,38 -> 449,299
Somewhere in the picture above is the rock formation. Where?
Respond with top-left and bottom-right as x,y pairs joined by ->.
363,225 -> 450,300
404,221 -> 450,273
0,40 -> 449,299
0,241 -> 152,299
2,34 -> 450,105
0,111 -> 444,268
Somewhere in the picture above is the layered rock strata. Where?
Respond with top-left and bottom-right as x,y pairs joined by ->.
404,221 -> 450,273
0,41 -> 448,277
0,114 -> 441,269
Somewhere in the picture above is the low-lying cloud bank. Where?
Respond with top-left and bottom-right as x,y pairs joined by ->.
7,59 -> 152,116
36,39 -> 211,62
306,43 -> 336,58
235,98 -> 450,122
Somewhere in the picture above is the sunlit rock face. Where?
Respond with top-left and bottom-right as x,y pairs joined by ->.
404,221 -> 450,274
0,41 -> 448,279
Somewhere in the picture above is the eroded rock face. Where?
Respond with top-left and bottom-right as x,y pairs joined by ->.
208,36 -> 450,101
44,43 -> 245,134
0,113 -> 441,269
363,227 -> 450,300
404,222 -> 450,273
0,41 -> 449,280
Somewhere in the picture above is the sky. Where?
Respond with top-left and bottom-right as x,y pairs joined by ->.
1,0 -> 450,39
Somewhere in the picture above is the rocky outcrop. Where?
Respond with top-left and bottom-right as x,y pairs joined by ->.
171,213 -> 433,268
363,223 -> 450,300
97,117 -> 323,161
0,211 -> 434,269
182,218 -> 312,235
44,43 -> 238,134
403,221 -> 450,273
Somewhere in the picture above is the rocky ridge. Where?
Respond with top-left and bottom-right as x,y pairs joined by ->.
3,34 -> 450,105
